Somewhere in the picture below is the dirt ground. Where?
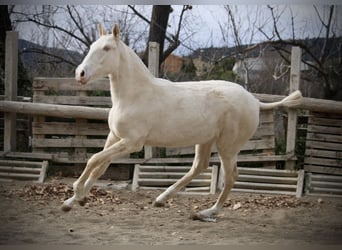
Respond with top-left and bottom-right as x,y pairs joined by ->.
0,178 -> 341,246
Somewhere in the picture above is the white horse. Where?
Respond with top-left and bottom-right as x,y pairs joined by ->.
62,24 -> 302,222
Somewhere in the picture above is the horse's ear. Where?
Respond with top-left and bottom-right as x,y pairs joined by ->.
98,23 -> 107,36
113,24 -> 120,40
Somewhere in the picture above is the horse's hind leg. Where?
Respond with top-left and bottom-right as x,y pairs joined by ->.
193,155 -> 238,222
154,141 -> 213,206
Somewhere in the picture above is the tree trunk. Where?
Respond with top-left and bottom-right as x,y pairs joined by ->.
143,5 -> 171,68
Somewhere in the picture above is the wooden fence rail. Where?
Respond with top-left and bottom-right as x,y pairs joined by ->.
1,93 -> 341,119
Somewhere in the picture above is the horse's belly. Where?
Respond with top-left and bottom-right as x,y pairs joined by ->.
145,115 -> 220,147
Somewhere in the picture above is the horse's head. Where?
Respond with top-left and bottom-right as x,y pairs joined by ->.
76,24 -> 120,85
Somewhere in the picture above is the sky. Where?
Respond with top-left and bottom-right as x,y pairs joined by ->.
12,4 -> 342,56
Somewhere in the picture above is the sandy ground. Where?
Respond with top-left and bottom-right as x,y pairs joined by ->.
0,178 -> 341,246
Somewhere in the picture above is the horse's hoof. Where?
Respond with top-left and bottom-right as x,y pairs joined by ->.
78,197 -> 87,206
190,212 -> 217,223
61,204 -> 72,212
153,200 -> 165,207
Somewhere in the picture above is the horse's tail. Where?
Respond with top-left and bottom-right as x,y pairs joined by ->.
259,90 -> 303,110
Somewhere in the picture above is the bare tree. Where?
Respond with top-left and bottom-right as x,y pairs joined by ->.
258,5 -> 341,99
219,5 -> 265,91
129,5 -> 192,67
11,5 -> 149,77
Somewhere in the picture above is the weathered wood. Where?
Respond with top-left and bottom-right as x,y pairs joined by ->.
0,151 -> 53,160
237,174 -> 297,184
166,139 -> 275,156
0,166 -> 41,173
307,125 -> 342,135
33,77 -> 110,91
32,122 -> 109,136
144,42 -> 160,160
308,116 -> 342,126
133,164 -> 217,195
296,170 -> 305,198
33,95 -> 112,106
305,149 -> 342,160
285,47 -> 301,170
305,172 -> 342,197
0,172 -> 39,180
305,157 -> 341,168
0,160 -> 48,183
254,94 -> 342,115
32,138 -> 106,148
305,140 -> 342,151
0,101 -> 110,120
307,132 -> 342,143
233,181 -> 296,191
4,31 -> 18,152
304,165 -> 342,175
38,161 -> 49,183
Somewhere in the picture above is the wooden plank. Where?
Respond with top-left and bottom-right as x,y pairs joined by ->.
310,180 -> 342,189
308,186 -> 342,195
139,172 -> 212,179
254,94 -> 342,115
38,161 -> 48,183
0,101 -> 110,120
0,166 -> 41,173
0,172 -> 39,179
0,159 -> 42,167
138,178 -> 211,187
252,125 -> 275,138
304,157 -> 342,168
166,139 -> 275,156
32,122 -> 109,136
308,116 -> 342,127
305,148 -> 342,161
33,95 -> 112,106
284,46 -> 301,170
307,125 -> 342,135
32,138 -> 106,148
304,165 -> 342,175
139,165 -> 213,173
210,165 -> 218,194
33,77 -> 110,91
232,188 -> 295,195
237,167 -> 298,177
306,132 -> 342,143
306,140 -> 342,151
237,174 -> 297,184
296,170 -> 304,198
310,174 -> 342,182
0,151 -> 53,160
233,181 -> 296,191
132,164 -> 140,191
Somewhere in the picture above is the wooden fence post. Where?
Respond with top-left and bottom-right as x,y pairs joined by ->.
285,46 -> 301,170
4,31 -> 18,152
144,42 -> 160,159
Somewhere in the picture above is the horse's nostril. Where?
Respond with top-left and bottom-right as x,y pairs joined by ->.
80,70 -> 85,77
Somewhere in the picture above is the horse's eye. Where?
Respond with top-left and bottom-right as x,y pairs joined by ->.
103,46 -> 111,51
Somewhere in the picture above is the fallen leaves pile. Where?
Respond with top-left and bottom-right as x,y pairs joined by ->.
0,180 -> 315,210
0,181 -> 118,205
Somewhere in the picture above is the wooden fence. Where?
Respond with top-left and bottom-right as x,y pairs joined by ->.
31,78 -> 113,163
0,31 -> 341,197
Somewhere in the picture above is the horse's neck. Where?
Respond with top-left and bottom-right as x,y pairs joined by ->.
109,42 -> 155,103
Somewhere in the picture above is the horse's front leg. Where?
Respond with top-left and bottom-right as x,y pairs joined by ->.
62,135 -> 142,211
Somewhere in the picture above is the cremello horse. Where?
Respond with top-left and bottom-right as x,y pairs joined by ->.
62,24 -> 302,222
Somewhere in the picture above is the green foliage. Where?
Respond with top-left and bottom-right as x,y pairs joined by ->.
205,57 -> 236,81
